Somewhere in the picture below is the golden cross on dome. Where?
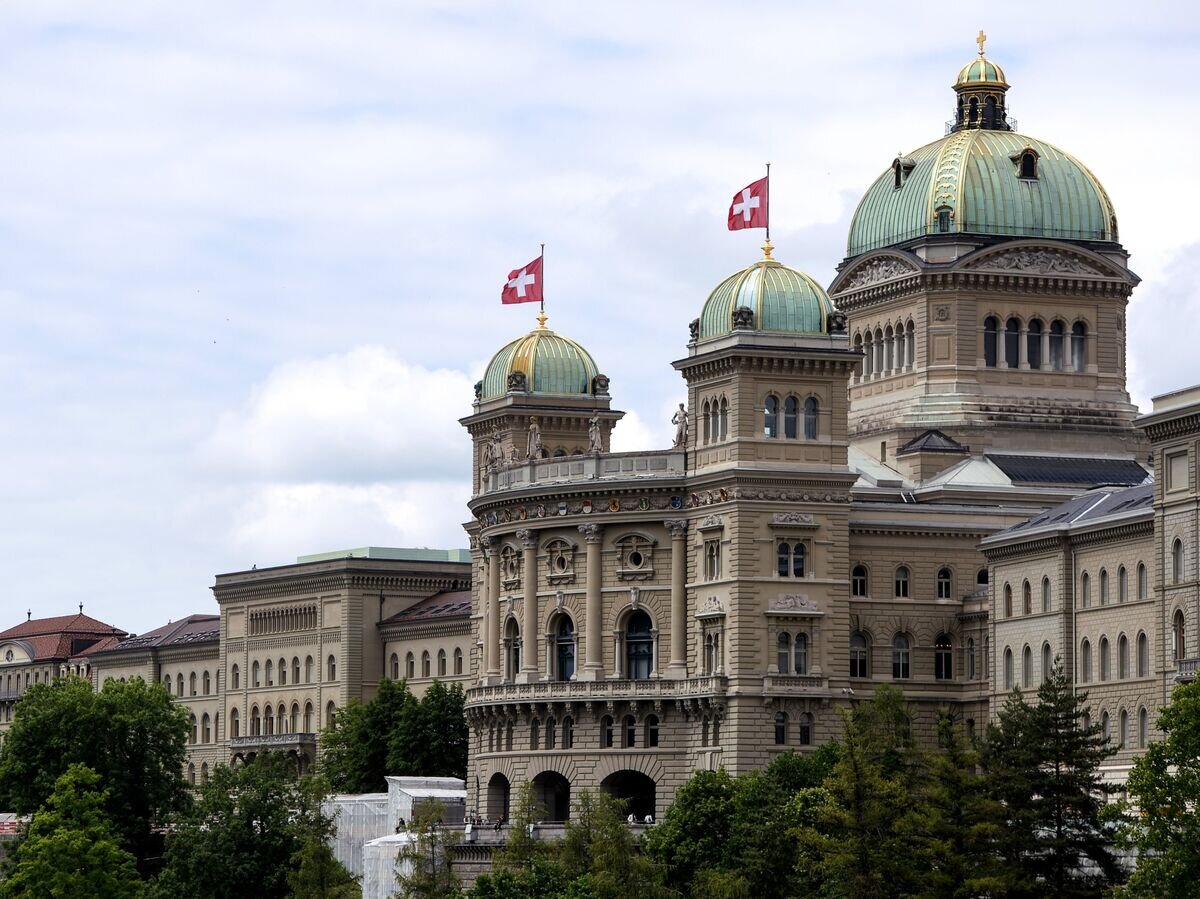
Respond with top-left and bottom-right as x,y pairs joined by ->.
976,29 -> 987,57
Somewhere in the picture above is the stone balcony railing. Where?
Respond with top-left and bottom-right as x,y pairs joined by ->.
1176,658 -> 1200,683
230,732 -> 318,750
761,673 -> 831,697
467,675 -> 727,706
478,450 -> 685,496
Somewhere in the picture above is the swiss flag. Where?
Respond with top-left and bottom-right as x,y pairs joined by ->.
501,255 -> 544,305
727,176 -> 768,231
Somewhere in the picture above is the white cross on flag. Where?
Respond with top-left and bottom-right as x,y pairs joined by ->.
501,255 -> 544,305
727,176 -> 768,231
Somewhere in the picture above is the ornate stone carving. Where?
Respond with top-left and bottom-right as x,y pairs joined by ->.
731,305 -> 755,330
577,523 -> 603,543
934,304 -> 951,321
592,373 -> 610,396
772,511 -> 815,526
473,380 -> 483,401
844,257 -> 918,289
968,249 -> 1106,276
555,590 -> 565,612
507,370 -> 528,392
688,318 -> 700,342
630,587 -> 641,611
588,416 -> 603,453
526,417 -> 543,459
699,596 -> 725,615
671,404 -> 689,447
773,594 -> 818,612
698,515 -> 724,531
829,311 -> 848,333
515,528 -> 536,549
664,519 -> 689,539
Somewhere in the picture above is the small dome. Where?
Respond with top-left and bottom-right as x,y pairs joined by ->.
699,246 -> 836,341
480,317 -> 600,401
955,56 -> 1008,87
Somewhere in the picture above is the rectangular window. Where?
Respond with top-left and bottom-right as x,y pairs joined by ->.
1167,451 -> 1189,493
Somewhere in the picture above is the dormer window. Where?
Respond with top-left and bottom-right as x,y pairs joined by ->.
936,206 -> 952,233
1019,151 -> 1037,179
892,156 -> 915,190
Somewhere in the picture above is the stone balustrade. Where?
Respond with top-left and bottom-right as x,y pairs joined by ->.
466,675 -> 726,706
479,450 -> 685,496
230,732 -> 317,749
761,674 -> 830,697
1176,657 -> 1199,683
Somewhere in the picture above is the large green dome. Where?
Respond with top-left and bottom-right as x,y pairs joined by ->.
699,247 -> 836,341
480,319 -> 600,400
847,129 -> 1118,258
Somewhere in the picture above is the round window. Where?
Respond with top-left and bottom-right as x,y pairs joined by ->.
554,555 -> 568,572
628,550 -> 644,569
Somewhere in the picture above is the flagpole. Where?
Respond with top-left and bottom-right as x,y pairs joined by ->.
538,243 -> 546,326
765,162 -> 771,242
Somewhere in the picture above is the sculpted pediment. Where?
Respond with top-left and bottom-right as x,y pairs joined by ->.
839,255 -> 919,291
961,245 -> 1120,278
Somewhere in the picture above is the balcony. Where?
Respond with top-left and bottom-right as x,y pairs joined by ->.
1176,658 -> 1200,683
230,732 -> 317,752
478,449 -> 685,497
467,675 -> 727,706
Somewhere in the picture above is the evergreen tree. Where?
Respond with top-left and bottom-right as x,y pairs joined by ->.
320,678 -> 417,793
394,799 -> 462,899
985,661 -> 1123,897
1117,679 -> 1200,897
0,764 -> 143,899
388,680 -> 468,780
555,790 -> 673,899
286,835 -> 360,898
641,768 -> 736,893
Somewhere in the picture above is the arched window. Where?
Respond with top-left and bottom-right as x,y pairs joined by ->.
804,398 -> 819,439
1022,581 -> 1032,615
530,719 -> 539,751
230,707 -> 240,738
265,660 -> 275,686
390,653 -> 399,680
795,633 -> 809,675
421,651 -> 431,678
983,316 -> 999,367
977,568 -> 989,587
1137,632 -> 1149,678
1042,577 -> 1052,613
278,658 -> 286,686
290,703 -> 299,733
600,715 -> 614,748
188,763 -> 195,785
1005,318 -> 1020,368
177,673 -> 184,696
1003,584 -> 1013,618
937,205 -> 952,232
777,632 -> 791,673
201,763 -> 208,785
405,652 -> 415,679
774,711 -> 787,745
777,542 -> 806,578
623,715 -> 637,748
798,712 -> 813,746
327,655 -> 336,681
1080,639 -> 1092,683
625,610 -> 653,680
1100,569 -> 1110,606
563,717 -> 574,749
860,333 -> 872,377
934,635 -> 952,680
305,656 -> 313,683
1101,710 -> 1110,743
1118,635 -> 1129,679
1173,540 -> 1184,583
231,665 -> 240,690
556,617 -> 576,681
454,647 -> 464,675
645,714 -> 660,748
546,717 -> 556,750
1004,647 -> 1014,689
1027,319 -> 1043,369
892,634 -> 911,679
304,702 -> 313,732
203,671 -> 211,695
884,325 -> 895,372
1118,566 -> 1127,603
1049,320 -> 1066,370
278,704 -> 288,734
1081,572 -> 1091,608
1041,643 -> 1052,684
784,396 -> 799,439
1100,637 -> 1111,681
189,673 -> 197,696
763,395 -> 779,438
1138,707 -> 1148,748
1137,563 -> 1148,600
1022,645 -> 1032,689
1119,709 -> 1128,749
1019,151 -> 1037,179
701,400 -> 710,444
850,632 -> 869,678
905,320 -> 915,368
250,706 -> 260,736
966,638 -> 976,680
719,397 -> 728,440
326,702 -> 336,726
202,713 -> 211,743
263,707 -> 273,736
506,721 -> 513,751
852,565 -> 868,597
894,566 -> 910,599
438,649 -> 447,676
937,568 -> 952,600
1071,322 -> 1087,371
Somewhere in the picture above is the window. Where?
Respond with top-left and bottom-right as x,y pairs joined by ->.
798,712 -> 813,746
1003,584 -> 1013,617
1022,645 -> 1032,689
390,653 -> 400,680
1042,577 -> 1051,613
406,652 -> 415,679
203,671 -> 211,695
967,638 -> 976,679
305,656 -> 313,682
1071,322 -> 1087,372
1019,151 -> 1037,179
546,717 -> 556,750
701,400 -> 711,444
1081,572 -> 1091,608
777,542 -> 806,578
892,634 -> 911,679
763,395 -> 779,438
438,649 -> 447,677
563,717 -> 574,749
1137,632 -> 1149,678
230,707 -> 240,738
421,651 -> 431,677
852,565 -> 868,597
704,539 -> 722,580
326,702 -> 336,726
784,396 -> 799,439
1119,709 -> 1128,749
894,566 -> 910,599
304,702 -> 313,732
1173,540 -> 1184,583
937,568 -> 952,600
1004,648 -> 1014,689
278,658 -> 286,686
646,715 -> 659,748
250,706 -> 261,736
1118,566 -> 1127,603
793,633 -> 809,675
1137,563 -> 1147,601
850,632 -> 869,678
1080,639 -> 1092,683
803,398 -> 819,439
977,568 -> 989,587
1023,581 -> 1032,615
1050,320 -> 1065,370
983,316 -> 999,367
188,764 -> 195,786
530,719 -> 539,751
556,617 -> 576,681
1168,452 -> 1189,492
454,647 -> 463,675
601,716 -> 614,748
625,610 -> 653,680
777,632 -> 791,674
327,655 -> 336,681
1004,318 -> 1020,368
1100,569 -> 1110,606
719,398 -> 728,440
1101,710 -> 1110,743
202,713 -> 211,743
264,660 -> 273,687
1100,637 -> 1111,681
936,206 -> 952,232
1118,635 -> 1129,679
934,635 -> 952,680
1027,319 -> 1043,369
546,539 -> 574,579
177,673 -> 184,696
506,722 -> 514,751
774,712 -> 787,745
1042,643 -> 1052,684
1138,707 -> 1148,748
231,665 -> 240,690
623,715 -> 637,748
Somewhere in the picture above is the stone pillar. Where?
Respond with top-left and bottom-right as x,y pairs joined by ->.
516,529 -> 539,682
1041,328 -> 1050,372
811,621 -> 823,675
1018,328 -> 1029,369
578,524 -> 604,680
487,538 -> 502,680
665,520 -> 689,679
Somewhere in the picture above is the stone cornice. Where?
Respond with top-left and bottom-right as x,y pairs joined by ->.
1139,410 -> 1200,442
379,621 -> 470,640
213,571 -> 468,604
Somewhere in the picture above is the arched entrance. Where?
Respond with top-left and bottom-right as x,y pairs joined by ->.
487,773 -> 511,822
600,770 -> 656,820
532,770 -> 571,822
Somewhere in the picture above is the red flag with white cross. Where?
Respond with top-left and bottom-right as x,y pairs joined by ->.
501,255 -> 544,305
727,176 -> 769,231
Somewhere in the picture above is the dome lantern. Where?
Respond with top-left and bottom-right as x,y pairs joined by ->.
951,31 -> 1013,132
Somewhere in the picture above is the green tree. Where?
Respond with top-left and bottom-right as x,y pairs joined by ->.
394,798 -> 462,899
0,676 -> 188,867
556,790 -> 673,899
985,662 -> 1123,897
153,754 -> 335,899
1117,679 -> 1200,897
287,835 -> 361,899
642,768 -> 736,892
389,680 -> 469,780
0,764 -> 143,899
321,678 -> 417,793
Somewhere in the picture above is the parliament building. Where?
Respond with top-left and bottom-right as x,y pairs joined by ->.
2,42 -> 1198,826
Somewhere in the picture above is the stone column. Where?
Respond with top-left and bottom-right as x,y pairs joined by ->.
516,528 -> 539,682
1041,328 -> 1051,371
487,538 -> 502,680
1018,328 -> 1029,369
578,524 -> 604,680
664,520 -> 689,679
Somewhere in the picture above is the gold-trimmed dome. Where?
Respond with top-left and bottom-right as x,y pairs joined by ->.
480,317 -> 601,401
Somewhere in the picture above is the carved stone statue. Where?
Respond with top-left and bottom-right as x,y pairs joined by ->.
592,373 -> 610,396
509,446 -> 519,465
829,311 -> 848,334
473,380 -> 483,401
688,318 -> 700,342
731,306 -> 755,330
526,417 -> 543,460
507,370 -> 528,392
489,428 -> 503,470
588,415 -> 603,454
671,404 -> 689,448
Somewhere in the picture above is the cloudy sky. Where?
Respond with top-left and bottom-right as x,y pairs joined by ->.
2,2 -> 1198,632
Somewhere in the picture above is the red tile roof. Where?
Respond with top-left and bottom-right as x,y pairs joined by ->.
0,613 -> 127,662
